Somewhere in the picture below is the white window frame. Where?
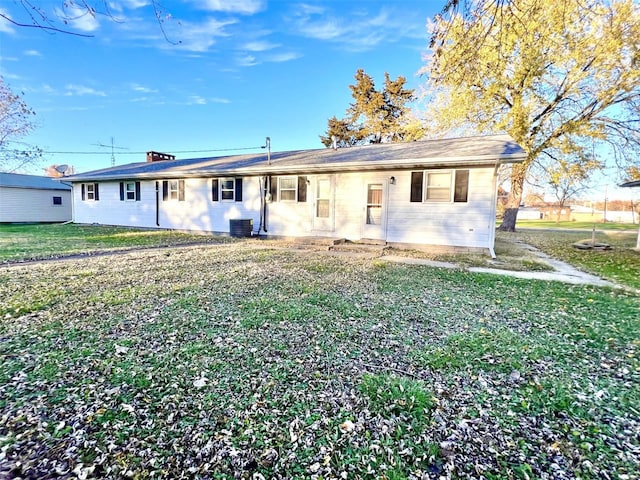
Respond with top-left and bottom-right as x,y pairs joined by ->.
424,170 -> 453,202
168,180 -> 179,201
125,181 -> 136,201
220,178 -> 235,201
278,176 -> 297,202
86,183 -> 96,201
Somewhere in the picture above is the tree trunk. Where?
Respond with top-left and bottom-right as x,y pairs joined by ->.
498,163 -> 527,232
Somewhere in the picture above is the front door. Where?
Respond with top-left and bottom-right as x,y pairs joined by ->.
362,181 -> 387,240
313,177 -> 334,232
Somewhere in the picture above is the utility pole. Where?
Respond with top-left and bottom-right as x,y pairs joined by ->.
603,184 -> 608,223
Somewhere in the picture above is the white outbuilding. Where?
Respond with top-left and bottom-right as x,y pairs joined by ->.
0,173 -> 72,223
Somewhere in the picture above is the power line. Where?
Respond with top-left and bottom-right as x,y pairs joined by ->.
10,146 -> 266,156
92,137 -> 129,167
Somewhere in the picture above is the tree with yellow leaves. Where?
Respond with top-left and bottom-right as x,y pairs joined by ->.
423,0 -> 640,231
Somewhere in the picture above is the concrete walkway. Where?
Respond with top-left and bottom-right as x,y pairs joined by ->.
382,244 -> 619,288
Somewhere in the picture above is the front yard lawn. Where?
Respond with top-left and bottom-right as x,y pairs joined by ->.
0,223 -> 233,264
1,243 -> 638,479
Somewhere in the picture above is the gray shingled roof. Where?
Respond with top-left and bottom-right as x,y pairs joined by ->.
66,134 -> 527,182
620,180 -> 640,188
0,173 -> 71,190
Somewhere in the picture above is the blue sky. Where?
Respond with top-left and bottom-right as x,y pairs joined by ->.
0,0 -> 437,175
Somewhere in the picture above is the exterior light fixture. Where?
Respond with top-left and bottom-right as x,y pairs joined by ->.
390,176 -> 396,185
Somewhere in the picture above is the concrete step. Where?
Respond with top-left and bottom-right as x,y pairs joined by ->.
329,242 -> 389,255
293,237 -> 347,247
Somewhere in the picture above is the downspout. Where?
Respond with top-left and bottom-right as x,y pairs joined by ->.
155,181 -> 160,227
488,160 -> 500,259
384,177 -> 391,243
263,176 -> 269,233
257,176 -> 265,235
70,183 -> 75,224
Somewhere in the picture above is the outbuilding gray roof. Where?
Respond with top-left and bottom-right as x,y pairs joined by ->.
0,173 -> 71,190
620,180 -> 640,188
66,134 -> 527,182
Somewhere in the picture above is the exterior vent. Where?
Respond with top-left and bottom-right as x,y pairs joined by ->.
146,151 -> 176,163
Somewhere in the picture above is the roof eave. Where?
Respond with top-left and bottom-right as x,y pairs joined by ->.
620,180 -> 640,188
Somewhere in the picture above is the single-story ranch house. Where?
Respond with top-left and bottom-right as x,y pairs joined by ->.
65,134 -> 526,256
0,173 -> 72,223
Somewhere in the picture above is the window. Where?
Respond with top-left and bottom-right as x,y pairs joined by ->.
221,178 -> 235,200
162,180 -> 185,201
269,176 -> 307,202
125,182 -> 136,200
81,183 -> 99,201
212,178 -> 243,202
316,178 -> 330,218
366,184 -> 383,225
53,196 -> 62,205
169,180 -> 179,200
454,170 -> 469,202
279,176 -> 297,202
426,171 -> 452,201
120,181 -> 141,201
409,170 -> 469,203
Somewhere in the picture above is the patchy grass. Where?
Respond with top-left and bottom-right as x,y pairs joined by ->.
515,220 -> 639,231
382,238 -> 553,272
1,244 -> 638,479
0,223 -> 234,263
506,229 -> 640,290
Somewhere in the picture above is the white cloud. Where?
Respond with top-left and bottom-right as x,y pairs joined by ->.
130,83 -> 158,94
0,8 -> 15,34
296,4 -> 325,16
24,50 -> 42,57
189,95 -> 207,105
198,0 -> 264,15
55,4 -> 100,32
242,40 -> 280,52
267,52 -> 301,63
173,18 -> 236,52
297,20 -> 343,40
1,72 -> 22,80
237,54 -> 258,67
211,97 -> 231,104
236,50 -> 301,67
64,84 -> 107,96
289,4 -> 418,52
122,0 -> 151,8
22,83 -> 56,95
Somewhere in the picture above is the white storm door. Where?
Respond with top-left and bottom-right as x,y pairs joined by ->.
313,177 -> 334,232
362,181 -> 387,240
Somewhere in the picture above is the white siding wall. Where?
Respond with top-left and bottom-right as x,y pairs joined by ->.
384,168 -> 496,249
73,179 -> 262,233
0,187 -> 72,222
71,166 -> 497,249
267,168 -> 496,249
